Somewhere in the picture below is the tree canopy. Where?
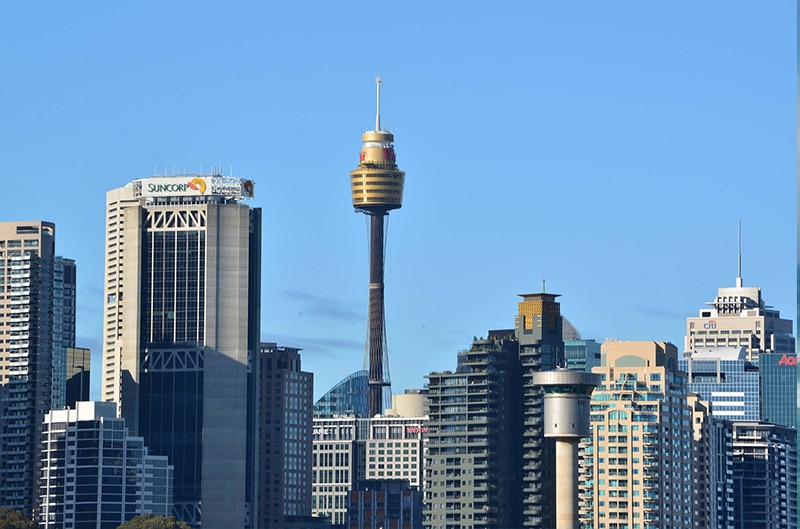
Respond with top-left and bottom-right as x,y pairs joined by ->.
0,509 -> 35,529
116,514 -> 192,529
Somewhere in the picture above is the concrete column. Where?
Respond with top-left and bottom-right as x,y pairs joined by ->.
555,439 -> 580,529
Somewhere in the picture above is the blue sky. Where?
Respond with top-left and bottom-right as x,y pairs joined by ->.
0,2 -> 795,399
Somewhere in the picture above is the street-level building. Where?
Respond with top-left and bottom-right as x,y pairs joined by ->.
39,401 -> 172,529
312,416 -> 426,527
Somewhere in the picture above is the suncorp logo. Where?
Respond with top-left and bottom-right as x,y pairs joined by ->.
703,320 -> 717,330
146,177 -> 206,195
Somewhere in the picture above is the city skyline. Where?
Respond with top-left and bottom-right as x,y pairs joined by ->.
0,2 -> 795,399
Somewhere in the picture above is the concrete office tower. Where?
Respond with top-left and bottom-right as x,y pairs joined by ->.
65,347 -> 90,408
516,291 -> 564,528
0,221 -> 75,515
580,341 -> 694,529
685,231 -> 794,360
257,342 -> 314,529
102,174 -> 260,528
424,330 -> 522,529
531,370 -> 600,529
312,415 -> 426,526
350,77 -> 406,417
39,401 -> 172,529
731,421 -> 797,528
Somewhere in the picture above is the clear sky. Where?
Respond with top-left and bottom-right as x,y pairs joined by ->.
0,2 -> 795,400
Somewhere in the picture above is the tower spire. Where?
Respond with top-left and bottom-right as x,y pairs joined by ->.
375,75 -> 382,131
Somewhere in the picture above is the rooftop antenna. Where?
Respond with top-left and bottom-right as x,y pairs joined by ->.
375,75 -> 382,131
736,220 -> 742,287
542,276 -> 546,293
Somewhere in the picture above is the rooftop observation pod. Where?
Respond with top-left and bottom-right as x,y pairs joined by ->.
350,77 -> 406,214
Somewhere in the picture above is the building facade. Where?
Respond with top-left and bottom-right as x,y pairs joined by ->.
51,257 -> 77,410
102,174 -> 260,528
758,352 -> 797,428
424,330 -> 521,529
580,341 -> 694,529
39,401 -> 172,529
313,416 -> 426,526
257,342 -> 314,529
65,347 -> 91,409
565,339 -> 602,372
0,221 -> 75,515
730,421 -> 797,528
347,479 -> 423,529
679,347 -> 760,421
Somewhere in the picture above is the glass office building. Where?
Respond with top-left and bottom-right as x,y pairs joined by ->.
679,347 -> 760,421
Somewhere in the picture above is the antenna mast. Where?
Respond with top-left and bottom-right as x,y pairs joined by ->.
736,220 -> 742,287
375,75 -> 382,131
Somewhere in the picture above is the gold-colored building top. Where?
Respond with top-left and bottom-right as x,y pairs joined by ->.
350,77 -> 405,212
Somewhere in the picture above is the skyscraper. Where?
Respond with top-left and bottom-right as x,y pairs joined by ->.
349,77 -> 406,417
102,174 -> 260,528
257,342 -> 314,529
580,341 -> 694,529
517,292 -> 564,528
0,221 -> 75,515
424,330 -> 522,529
684,238 -> 794,361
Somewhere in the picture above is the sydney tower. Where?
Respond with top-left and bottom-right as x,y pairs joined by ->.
349,77 -> 405,417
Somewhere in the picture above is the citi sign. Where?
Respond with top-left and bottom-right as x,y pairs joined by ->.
777,354 -> 798,366
703,320 -> 717,330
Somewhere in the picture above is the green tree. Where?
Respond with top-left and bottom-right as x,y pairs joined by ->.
0,509 -> 35,529
116,514 -> 192,529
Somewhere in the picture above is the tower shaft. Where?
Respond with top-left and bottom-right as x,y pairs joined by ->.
368,212 -> 388,417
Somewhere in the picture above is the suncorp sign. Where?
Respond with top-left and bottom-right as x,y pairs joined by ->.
141,177 -> 207,197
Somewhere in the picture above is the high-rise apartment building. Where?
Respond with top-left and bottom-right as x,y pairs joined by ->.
0,221 -> 75,515
580,341 -> 694,529
424,330 -> 522,529
516,292 -> 563,528
730,421 -> 797,528
102,174 -> 260,528
257,342 -> 314,529
39,401 -> 173,529
312,415 -> 426,526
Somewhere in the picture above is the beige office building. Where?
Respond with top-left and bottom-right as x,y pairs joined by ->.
580,341 -> 694,529
685,275 -> 794,361
102,174 -> 260,529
